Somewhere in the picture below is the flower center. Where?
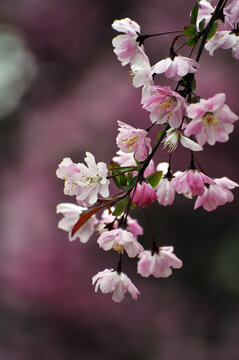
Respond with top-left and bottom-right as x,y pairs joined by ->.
203,112 -> 218,128
158,96 -> 177,118
79,173 -> 102,187
113,243 -> 124,254
121,135 -> 138,150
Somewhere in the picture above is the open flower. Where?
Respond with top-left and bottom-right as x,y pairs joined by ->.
185,93 -> 238,146
71,152 -> 110,206
163,128 -> 203,152
112,18 -> 145,66
152,55 -> 199,81
116,120 -> 151,162
130,53 -> 154,102
143,85 -> 187,128
171,169 -> 215,197
92,269 -> 140,302
97,228 -> 144,257
137,247 -> 183,278
56,203 -> 98,242
56,157 -> 82,197
194,176 -> 238,211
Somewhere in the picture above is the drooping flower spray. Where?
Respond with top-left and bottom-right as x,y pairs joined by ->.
56,0 -> 238,302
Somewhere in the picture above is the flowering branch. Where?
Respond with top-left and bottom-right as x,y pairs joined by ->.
56,1 -> 239,302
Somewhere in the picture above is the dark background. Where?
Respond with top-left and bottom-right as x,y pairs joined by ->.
0,0 -> 238,359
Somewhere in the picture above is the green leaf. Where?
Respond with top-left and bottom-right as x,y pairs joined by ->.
191,77 -> 196,91
109,161 -> 129,188
156,129 -> 165,142
130,203 -> 136,210
184,116 -> 191,122
187,37 -> 198,46
124,176 -> 138,192
199,18 -> 206,32
190,2 -> 199,25
206,21 -> 219,40
146,171 -> 163,188
113,198 -> 128,216
183,25 -> 196,36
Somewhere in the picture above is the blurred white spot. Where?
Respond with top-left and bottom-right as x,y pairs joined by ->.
0,26 -> 37,118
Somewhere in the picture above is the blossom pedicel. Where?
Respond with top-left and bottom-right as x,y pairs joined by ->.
56,1 -> 238,302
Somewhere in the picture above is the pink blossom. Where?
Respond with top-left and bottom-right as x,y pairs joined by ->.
194,177 -> 238,211
137,247 -> 183,278
56,203 -> 98,242
112,18 -> 144,66
171,169 -> 215,197
152,55 -> 199,81
56,157 -> 82,197
185,93 -> 238,146
113,150 -> 136,167
71,152 -> 110,205
130,53 -> 154,102
162,128 -> 203,152
155,162 -> 175,206
92,269 -> 140,302
98,208 -> 143,238
205,31 -> 237,56
143,85 -> 187,128
97,228 -> 144,257
226,0 -> 239,25
131,181 -> 157,207
197,0 -> 215,30
116,120 -> 151,162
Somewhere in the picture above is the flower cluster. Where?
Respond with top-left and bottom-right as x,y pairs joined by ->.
56,1 -> 238,303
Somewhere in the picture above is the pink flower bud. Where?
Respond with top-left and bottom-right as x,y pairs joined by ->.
131,181 -> 157,207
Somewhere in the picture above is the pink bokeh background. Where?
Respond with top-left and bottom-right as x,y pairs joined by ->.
0,0 -> 238,359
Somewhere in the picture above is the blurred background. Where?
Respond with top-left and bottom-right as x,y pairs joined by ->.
0,0 -> 238,359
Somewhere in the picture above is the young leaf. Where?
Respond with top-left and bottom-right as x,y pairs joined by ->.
109,161 -> 129,188
124,176 -> 137,191
71,206 -> 102,237
183,25 -> 196,36
206,21 -> 219,40
146,171 -> 163,188
190,2 -> 199,25
113,198 -> 128,216
187,37 -> 198,46
199,18 -> 206,32
156,129 -> 165,142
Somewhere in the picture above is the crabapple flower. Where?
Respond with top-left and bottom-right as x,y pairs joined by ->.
197,0 -> 215,30
92,269 -> 140,302
137,247 -> 183,278
70,152 -> 110,205
56,203 -> 98,242
185,93 -> 238,146
56,157 -> 82,197
97,228 -> 144,257
171,169 -> 215,197
194,177 -> 238,211
143,85 -> 187,128
112,18 -> 144,66
116,120 -> 151,162
98,208 -> 143,238
131,181 -> 157,207
226,0 -> 239,25
130,53 -> 154,102
152,55 -> 199,81
163,128 -> 203,152
113,150 -> 136,167
155,163 -> 175,206
205,31 -> 238,57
